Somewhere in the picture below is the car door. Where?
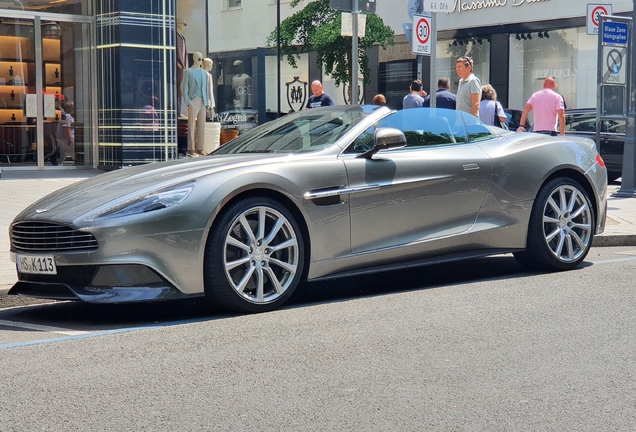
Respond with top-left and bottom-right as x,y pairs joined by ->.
341,108 -> 493,254
601,118 -> 625,180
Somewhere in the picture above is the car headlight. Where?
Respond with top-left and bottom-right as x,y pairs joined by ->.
93,181 -> 195,220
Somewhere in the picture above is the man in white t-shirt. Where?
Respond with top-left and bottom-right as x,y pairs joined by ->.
455,56 -> 481,116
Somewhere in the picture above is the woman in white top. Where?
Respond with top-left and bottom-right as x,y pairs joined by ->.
478,84 -> 507,127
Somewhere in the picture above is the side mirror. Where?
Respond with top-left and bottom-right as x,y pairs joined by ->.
357,127 -> 406,159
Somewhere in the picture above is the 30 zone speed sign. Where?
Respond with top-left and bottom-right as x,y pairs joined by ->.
412,14 -> 431,55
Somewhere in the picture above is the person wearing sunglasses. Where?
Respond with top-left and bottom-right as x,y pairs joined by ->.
455,56 -> 481,116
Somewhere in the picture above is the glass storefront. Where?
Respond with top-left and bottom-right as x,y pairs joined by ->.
0,13 -> 94,168
436,38 -> 490,95
0,0 -> 93,169
509,27 -> 596,113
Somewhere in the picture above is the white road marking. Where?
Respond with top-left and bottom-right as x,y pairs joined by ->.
591,256 -> 636,265
0,319 -> 89,336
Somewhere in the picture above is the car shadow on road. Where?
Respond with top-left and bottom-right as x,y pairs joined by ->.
0,254 -> 551,331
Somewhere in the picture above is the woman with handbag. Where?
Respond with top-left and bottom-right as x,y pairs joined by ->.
478,84 -> 508,129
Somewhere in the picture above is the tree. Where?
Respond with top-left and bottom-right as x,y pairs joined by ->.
266,0 -> 394,91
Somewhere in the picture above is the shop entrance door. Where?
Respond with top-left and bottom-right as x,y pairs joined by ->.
0,12 -> 94,168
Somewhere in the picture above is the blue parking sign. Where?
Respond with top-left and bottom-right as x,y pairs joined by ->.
602,21 -> 629,46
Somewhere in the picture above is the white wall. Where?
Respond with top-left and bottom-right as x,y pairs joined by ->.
177,0 -> 208,57
207,0 -> 312,54
203,0 -> 634,54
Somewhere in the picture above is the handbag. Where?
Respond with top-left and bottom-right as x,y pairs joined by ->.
493,102 -> 509,130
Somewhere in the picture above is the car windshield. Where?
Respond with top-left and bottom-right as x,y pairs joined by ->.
212,106 -> 373,154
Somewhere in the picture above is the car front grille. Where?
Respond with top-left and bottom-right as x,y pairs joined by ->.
11,221 -> 98,253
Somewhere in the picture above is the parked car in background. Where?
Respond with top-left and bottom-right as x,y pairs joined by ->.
564,108 -> 624,181
504,108 -> 532,131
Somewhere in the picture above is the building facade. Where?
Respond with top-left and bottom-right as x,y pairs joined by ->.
0,0 -> 633,173
0,0 -> 176,172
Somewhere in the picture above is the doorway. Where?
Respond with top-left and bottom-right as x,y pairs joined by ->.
0,12 -> 94,168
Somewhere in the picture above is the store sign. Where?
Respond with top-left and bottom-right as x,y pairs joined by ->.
451,0 -> 549,15
424,1 -> 451,13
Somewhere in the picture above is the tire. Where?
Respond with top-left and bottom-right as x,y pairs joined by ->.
514,177 -> 594,271
205,197 -> 305,313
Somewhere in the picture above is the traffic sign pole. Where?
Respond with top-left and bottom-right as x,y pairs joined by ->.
429,14 -> 437,108
352,0 -> 359,105
605,13 -> 636,197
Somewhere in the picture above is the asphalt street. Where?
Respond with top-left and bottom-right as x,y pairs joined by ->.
0,247 -> 635,430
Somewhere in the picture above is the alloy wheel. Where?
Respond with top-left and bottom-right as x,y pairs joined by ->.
223,206 -> 299,304
542,184 -> 593,262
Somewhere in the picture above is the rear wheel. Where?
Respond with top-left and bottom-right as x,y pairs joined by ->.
514,177 -> 594,271
205,197 -> 304,313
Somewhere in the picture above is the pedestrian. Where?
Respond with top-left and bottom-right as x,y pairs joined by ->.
402,79 -> 427,109
423,77 -> 456,109
306,80 -> 336,108
517,77 -> 565,136
552,77 -> 568,110
455,56 -> 481,116
478,84 -> 507,127
372,94 -> 387,106
57,102 -> 75,163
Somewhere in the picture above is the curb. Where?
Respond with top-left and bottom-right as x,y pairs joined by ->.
592,234 -> 636,247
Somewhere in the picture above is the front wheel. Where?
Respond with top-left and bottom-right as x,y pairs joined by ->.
514,177 -> 594,271
205,197 -> 305,313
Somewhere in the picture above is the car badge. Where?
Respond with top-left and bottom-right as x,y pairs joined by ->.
35,208 -> 48,214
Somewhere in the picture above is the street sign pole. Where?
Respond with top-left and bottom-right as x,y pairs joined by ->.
417,0 -> 423,85
429,13 -> 436,108
351,0 -> 359,105
612,12 -> 636,197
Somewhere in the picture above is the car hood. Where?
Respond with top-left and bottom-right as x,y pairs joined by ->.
13,154 -> 295,223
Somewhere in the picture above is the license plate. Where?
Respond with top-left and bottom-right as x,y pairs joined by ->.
17,255 -> 57,275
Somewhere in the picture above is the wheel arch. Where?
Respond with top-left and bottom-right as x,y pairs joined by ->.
541,168 -> 599,231
204,187 -> 311,281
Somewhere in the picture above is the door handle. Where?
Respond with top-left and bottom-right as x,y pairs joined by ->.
463,163 -> 479,171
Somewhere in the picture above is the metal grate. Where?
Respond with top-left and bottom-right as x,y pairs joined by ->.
11,222 -> 98,253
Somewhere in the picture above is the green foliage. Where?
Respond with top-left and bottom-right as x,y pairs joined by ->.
266,0 -> 394,87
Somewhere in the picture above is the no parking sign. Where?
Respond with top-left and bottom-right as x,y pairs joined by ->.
587,3 -> 612,35
412,14 -> 431,56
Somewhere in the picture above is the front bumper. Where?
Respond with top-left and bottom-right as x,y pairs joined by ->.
8,263 -> 200,303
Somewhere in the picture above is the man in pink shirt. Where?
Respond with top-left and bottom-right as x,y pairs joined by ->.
517,77 -> 565,136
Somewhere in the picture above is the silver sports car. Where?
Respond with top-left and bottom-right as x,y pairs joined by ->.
9,106 -> 607,313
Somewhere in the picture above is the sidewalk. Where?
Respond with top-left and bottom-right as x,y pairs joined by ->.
1,169 -> 636,291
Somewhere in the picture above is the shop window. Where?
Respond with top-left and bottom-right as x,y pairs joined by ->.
265,54 -> 309,119
378,60 -> 417,110
436,39 -> 490,96
508,27 -> 595,112
225,0 -> 242,10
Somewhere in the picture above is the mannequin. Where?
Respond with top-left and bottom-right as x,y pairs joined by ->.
232,60 -> 252,109
203,58 -> 216,120
176,18 -> 187,116
181,52 -> 210,156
